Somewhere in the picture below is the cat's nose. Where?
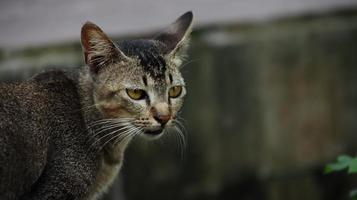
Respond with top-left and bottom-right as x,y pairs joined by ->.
151,103 -> 171,126
153,114 -> 171,126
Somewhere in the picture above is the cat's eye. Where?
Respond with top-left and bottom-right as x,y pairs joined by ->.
126,89 -> 146,100
169,86 -> 183,98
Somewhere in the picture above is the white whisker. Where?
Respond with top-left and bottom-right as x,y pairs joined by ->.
114,125 -> 142,146
95,125 -> 135,153
173,124 -> 187,161
89,124 -> 131,152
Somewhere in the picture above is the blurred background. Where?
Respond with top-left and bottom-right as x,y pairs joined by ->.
1,0 -> 357,199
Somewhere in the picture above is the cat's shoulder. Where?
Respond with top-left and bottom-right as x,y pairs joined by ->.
31,69 -> 79,92
32,69 -> 75,85
27,69 -> 82,109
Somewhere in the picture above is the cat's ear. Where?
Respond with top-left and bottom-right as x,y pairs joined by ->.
81,22 -> 127,74
155,11 -> 193,66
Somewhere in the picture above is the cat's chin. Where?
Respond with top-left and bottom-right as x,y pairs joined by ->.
141,129 -> 164,140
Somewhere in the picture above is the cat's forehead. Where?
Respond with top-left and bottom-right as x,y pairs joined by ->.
118,39 -> 167,80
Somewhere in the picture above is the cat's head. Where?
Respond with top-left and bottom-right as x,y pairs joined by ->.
81,11 -> 193,139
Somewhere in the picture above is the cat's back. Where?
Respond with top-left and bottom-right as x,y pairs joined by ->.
0,70 -> 83,199
0,70 -> 76,129
0,69 -> 81,127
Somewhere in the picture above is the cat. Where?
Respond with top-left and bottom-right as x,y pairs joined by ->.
0,11 -> 193,200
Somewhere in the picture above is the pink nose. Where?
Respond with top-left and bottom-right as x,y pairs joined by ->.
154,114 -> 171,126
151,103 -> 171,126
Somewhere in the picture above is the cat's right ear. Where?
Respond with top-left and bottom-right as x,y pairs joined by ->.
155,11 -> 193,66
81,22 -> 127,74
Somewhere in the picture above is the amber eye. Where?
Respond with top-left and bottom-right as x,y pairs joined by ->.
169,86 -> 183,98
126,89 -> 146,100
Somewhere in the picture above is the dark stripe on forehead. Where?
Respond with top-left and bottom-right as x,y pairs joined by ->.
138,50 -> 166,79
142,75 -> 148,86
169,73 -> 173,84
119,39 -> 167,79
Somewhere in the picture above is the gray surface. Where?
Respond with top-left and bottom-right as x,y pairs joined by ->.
0,0 -> 357,48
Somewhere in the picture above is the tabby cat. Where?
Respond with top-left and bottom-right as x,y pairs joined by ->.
0,11 -> 193,200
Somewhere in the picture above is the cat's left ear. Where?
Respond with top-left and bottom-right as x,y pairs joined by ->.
155,11 -> 193,66
81,22 -> 128,74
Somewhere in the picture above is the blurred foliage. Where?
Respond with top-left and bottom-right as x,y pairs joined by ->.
325,155 -> 357,174
325,155 -> 357,200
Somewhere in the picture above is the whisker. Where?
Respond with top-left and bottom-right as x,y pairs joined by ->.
90,123 -> 131,148
86,123 -> 123,144
113,126 -> 138,145
87,118 -> 135,135
87,120 -> 133,152
95,125 -> 135,153
166,128 -> 181,156
176,115 -> 188,126
173,125 -> 187,161
76,119 -> 120,143
173,119 -> 187,136
88,118 -> 134,126
180,58 -> 200,69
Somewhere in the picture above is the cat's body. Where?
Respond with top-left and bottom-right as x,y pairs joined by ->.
0,12 -> 193,200
0,70 -> 98,199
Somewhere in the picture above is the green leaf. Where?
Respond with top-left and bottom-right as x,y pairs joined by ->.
324,155 -> 352,174
325,163 -> 349,174
348,158 -> 357,174
338,155 -> 352,163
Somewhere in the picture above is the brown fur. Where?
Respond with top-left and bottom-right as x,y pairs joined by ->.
0,11 -> 193,200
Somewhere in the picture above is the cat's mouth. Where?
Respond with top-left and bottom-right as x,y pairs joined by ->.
144,129 -> 163,136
